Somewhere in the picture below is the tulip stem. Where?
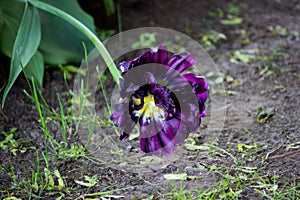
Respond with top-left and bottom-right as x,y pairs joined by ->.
28,0 -> 121,86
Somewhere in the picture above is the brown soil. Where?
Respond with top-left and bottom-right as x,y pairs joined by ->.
0,0 -> 299,199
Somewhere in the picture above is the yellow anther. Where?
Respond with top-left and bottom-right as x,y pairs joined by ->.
132,93 -> 165,125
143,94 -> 155,104
132,96 -> 141,105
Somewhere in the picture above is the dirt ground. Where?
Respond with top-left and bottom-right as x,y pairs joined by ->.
0,0 -> 299,199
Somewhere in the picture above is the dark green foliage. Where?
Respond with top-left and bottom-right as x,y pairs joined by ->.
0,0 -> 96,107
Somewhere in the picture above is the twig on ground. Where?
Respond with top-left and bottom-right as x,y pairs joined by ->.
267,149 -> 300,160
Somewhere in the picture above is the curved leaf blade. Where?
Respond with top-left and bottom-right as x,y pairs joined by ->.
28,0 -> 121,85
0,0 -> 25,57
2,3 -> 41,108
38,0 -> 96,65
24,50 -> 44,87
0,5 -> 3,30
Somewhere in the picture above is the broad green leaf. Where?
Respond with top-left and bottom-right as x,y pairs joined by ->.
29,0 -> 121,86
38,0 -> 96,64
24,50 -> 44,86
0,0 -> 25,57
163,173 -> 187,180
0,6 -> 3,29
2,3 -> 41,108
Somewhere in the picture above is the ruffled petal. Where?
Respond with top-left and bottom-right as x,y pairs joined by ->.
167,52 -> 196,73
137,50 -> 153,65
183,74 -> 208,94
120,44 -> 168,75
118,61 -> 129,73
110,102 -> 136,140
152,44 -> 168,64
183,73 -> 208,117
140,117 -> 181,155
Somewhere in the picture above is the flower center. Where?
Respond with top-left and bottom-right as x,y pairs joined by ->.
131,93 -> 165,125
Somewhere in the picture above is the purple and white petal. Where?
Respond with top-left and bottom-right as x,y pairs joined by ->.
167,53 -> 196,73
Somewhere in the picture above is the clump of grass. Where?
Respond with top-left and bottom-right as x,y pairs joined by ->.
0,151 -> 65,199
0,128 -> 35,155
163,181 -> 196,200
258,45 -> 290,76
0,67 -> 120,199
161,142 -> 299,200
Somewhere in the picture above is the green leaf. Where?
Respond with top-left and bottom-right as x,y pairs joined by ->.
270,184 -> 278,192
75,175 -> 98,187
229,49 -> 258,64
237,143 -> 257,154
44,168 -> 55,190
103,0 -> 116,16
256,107 -> 274,124
24,51 -> 44,86
227,4 -> 240,15
0,133 -> 14,150
54,169 -> 65,189
221,16 -> 243,25
38,0 -> 96,65
184,144 -> 210,151
286,141 -> 300,150
2,3 -> 41,108
0,0 -> 25,57
268,25 -> 288,36
0,6 -> 4,30
29,0 -> 121,86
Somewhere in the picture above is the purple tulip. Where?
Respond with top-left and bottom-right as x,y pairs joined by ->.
110,44 -> 208,155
